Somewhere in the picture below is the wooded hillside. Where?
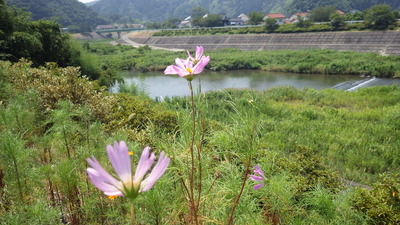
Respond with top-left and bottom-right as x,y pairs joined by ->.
90,0 -> 400,22
5,0 -> 107,27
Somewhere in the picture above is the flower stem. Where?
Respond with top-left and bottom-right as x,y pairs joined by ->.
188,80 -> 199,224
227,123 -> 256,225
227,157 -> 251,225
130,201 -> 135,225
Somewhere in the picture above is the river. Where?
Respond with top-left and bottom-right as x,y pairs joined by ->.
112,70 -> 363,99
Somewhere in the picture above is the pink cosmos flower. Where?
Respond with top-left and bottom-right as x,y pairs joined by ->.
86,141 -> 170,200
164,46 -> 210,81
250,165 -> 266,190
187,46 -> 204,63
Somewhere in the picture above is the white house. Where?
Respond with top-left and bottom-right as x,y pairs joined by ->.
263,13 -> 287,25
289,12 -> 309,23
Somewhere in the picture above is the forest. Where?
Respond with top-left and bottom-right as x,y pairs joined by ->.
90,0 -> 400,22
5,0 -> 107,28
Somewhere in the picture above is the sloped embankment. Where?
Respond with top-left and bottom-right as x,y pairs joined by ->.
127,31 -> 400,55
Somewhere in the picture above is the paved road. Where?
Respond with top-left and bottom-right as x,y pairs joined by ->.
112,33 -> 184,52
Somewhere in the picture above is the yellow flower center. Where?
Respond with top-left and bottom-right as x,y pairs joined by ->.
128,151 -> 133,155
186,68 -> 193,74
108,195 -> 118,200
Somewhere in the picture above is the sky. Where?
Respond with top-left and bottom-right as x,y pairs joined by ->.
77,0 -> 95,3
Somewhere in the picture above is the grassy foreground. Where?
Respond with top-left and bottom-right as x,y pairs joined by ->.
0,59 -> 399,224
86,41 -> 400,78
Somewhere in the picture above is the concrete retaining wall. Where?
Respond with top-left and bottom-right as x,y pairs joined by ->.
128,31 -> 400,55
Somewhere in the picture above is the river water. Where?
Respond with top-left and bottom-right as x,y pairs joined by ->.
113,70 -> 363,99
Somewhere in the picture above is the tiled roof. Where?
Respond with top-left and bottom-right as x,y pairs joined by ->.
266,13 -> 286,18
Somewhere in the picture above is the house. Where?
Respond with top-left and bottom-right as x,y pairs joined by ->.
220,14 -> 230,26
336,10 -> 346,15
178,16 -> 192,28
228,14 -> 249,26
238,13 -> 249,23
179,20 -> 192,28
229,17 -> 244,25
289,12 -> 309,23
263,13 -> 287,25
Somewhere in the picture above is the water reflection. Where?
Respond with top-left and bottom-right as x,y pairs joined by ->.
114,70 -> 362,99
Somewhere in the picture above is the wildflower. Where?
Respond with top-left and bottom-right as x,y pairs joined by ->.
164,46 -> 210,81
250,165 -> 266,190
187,46 -> 205,64
86,141 -> 170,200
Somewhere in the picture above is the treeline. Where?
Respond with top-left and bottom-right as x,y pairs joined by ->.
90,0 -> 400,22
5,0 -> 107,30
0,1 -> 123,85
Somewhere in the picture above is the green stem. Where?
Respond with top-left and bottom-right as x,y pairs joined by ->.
188,80 -> 199,224
227,123 -> 256,225
130,201 -> 135,225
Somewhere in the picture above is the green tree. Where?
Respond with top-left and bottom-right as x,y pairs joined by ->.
146,22 -> 162,29
247,11 -> 264,25
265,18 -> 278,32
345,11 -> 364,21
6,32 -> 42,60
0,2 -> 101,80
393,10 -> 400,19
29,20 -> 72,66
309,5 -> 337,22
162,18 -> 180,29
192,14 -> 223,27
364,4 -> 396,29
191,6 -> 208,18
330,12 -> 346,29
295,16 -> 312,28
203,14 -> 223,27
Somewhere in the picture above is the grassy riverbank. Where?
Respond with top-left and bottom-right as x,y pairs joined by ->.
86,40 -> 400,78
0,60 -> 399,224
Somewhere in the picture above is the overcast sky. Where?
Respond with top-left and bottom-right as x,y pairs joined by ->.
77,0 -> 95,3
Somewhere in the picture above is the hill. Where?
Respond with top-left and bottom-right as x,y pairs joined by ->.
5,0 -> 107,28
89,0 -> 400,22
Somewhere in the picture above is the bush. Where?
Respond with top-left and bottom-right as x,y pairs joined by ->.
352,172 -> 400,224
104,93 -> 177,133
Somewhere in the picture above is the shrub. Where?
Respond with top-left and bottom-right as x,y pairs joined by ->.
2,60 -> 112,121
352,172 -> 400,224
104,93 -> 177,133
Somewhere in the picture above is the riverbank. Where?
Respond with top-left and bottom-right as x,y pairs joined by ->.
86,40 -> 400,77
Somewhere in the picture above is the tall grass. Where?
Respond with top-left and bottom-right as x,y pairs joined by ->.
0,60 -> 399,224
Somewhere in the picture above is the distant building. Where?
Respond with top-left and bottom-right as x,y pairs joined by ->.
238,13 -> 249,23
229,17 -> 245,25
263,13 -> 287,25
228,14 -> 249,26
289,12 -> 309,23
336,10 -> 346,15
179,20 -> 192,28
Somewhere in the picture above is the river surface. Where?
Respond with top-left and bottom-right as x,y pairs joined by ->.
113,70 -> 363,99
